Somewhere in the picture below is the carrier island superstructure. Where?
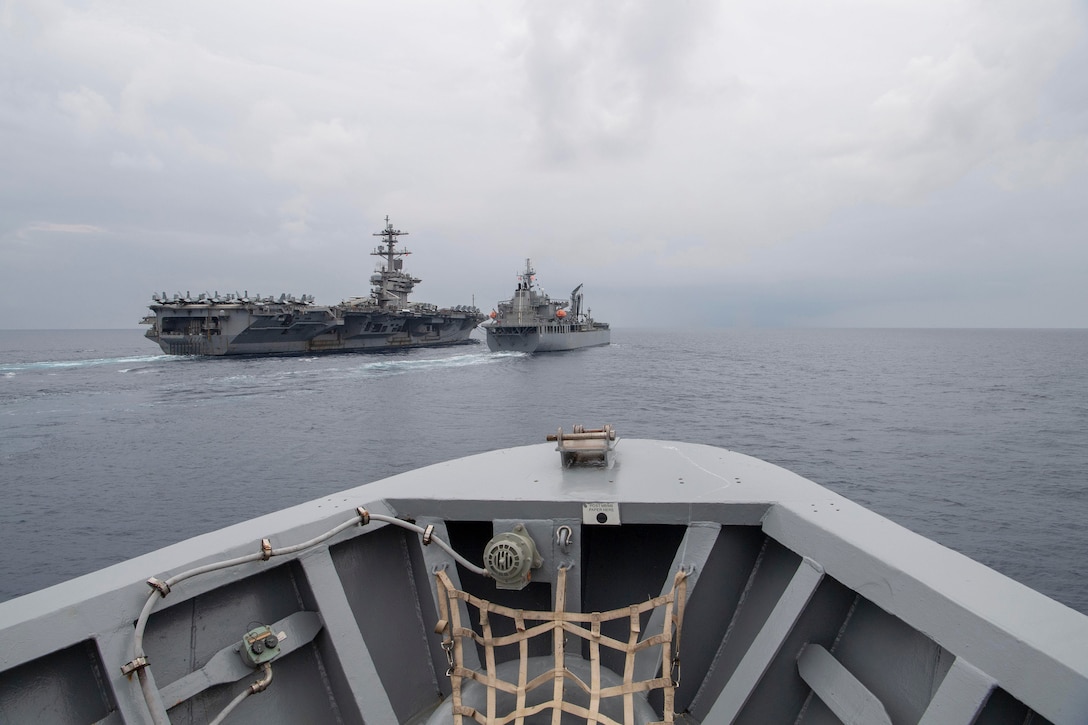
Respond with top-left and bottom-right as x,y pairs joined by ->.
142,218 -> 483,356
484,258 -> 610,352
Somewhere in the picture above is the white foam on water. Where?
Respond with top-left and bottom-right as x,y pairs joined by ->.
0,355 -> 174,374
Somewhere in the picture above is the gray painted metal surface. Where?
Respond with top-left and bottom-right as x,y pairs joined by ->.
141,217 -> 483,356
484,259 -> 610,353
1,438 -> 1086,723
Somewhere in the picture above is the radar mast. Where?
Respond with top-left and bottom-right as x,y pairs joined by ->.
372,215 -> 411,272
369,215 -> 420,308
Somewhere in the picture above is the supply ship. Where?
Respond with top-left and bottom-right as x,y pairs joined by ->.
141,217 -> 483,356
485,258 -> 610,352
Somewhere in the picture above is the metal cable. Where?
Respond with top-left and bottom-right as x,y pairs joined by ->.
369,513 -> 488,576
128,507 -> 487,722
207,663 -> 273,725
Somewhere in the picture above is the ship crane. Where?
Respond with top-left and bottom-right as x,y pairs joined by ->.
570,284 -> 584,322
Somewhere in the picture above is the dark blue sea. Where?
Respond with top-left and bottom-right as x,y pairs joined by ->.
1,328 -> 1086,614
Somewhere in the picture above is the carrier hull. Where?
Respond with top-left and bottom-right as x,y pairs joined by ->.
142,217 -> 483,356
147,305 -> 481,356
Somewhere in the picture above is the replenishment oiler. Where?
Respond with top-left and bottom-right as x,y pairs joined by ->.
485,258 -> 610,353
141,217 -> 483,356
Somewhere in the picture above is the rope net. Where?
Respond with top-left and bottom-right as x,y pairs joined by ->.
435,567 -> 689,725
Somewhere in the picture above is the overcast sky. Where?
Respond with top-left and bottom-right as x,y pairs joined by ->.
2,0 -> 1087,329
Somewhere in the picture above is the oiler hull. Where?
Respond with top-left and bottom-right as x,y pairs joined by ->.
485,325 -> 610,353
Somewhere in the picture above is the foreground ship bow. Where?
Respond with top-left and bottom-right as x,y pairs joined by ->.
1,426 -> 1086,724
142,218 -> 483,356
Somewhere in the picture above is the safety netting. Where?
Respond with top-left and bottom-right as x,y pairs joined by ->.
434,566 -> 689,725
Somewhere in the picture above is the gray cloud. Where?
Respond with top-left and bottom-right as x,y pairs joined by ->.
519,1 -> 716,161
1,0 -> 1086,329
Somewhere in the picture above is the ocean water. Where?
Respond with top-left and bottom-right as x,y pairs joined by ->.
1,327 -> 1086,614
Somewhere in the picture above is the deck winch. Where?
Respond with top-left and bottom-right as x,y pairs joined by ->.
548,424 -> 617,467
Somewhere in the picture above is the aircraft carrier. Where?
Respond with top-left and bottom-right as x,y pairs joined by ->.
142,217 -> 483,356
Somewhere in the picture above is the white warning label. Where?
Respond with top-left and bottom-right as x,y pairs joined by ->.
582,502 -> 621,525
